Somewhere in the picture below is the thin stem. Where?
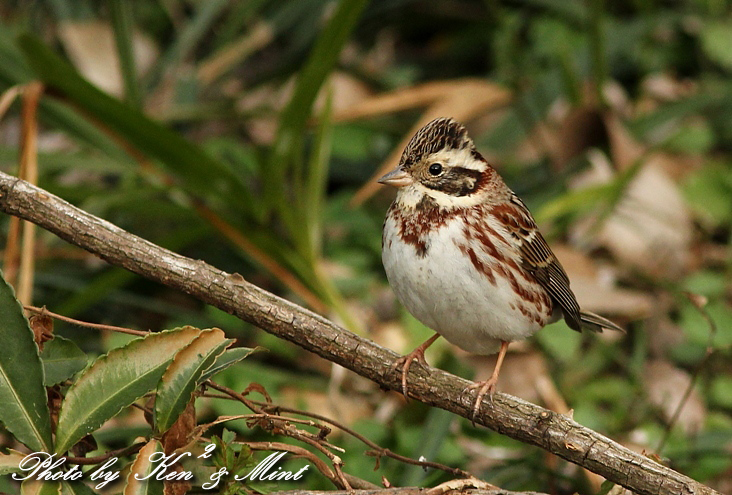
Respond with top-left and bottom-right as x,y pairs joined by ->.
24,305 -> 148,336
66,442 -> 145,465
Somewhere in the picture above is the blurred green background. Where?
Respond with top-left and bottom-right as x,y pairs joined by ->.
1,0 -> 731,493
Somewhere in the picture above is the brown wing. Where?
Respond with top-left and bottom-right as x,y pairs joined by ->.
505,195 -> 583,331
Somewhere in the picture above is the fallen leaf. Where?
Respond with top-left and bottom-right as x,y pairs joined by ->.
644,359 -> 706,435
58,21 -> 158,97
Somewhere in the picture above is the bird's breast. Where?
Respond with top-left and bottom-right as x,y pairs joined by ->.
382,208 -> 552,354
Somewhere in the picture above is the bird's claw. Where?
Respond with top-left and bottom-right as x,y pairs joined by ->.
464,378 -> 498,426
391,348 -> 429,399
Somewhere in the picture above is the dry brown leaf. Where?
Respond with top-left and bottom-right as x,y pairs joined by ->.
29,312 -> 53,349
605,113 -> 646,172
370,321 -> 409,357
278,386 -> 371,429
57,21 -> 158,97
568,276 -> 653,321
646,312 -> 686,358
553,245 -> 653,320
240,71 -> 372,144
553,107 -> 608,170
642,73 -> 693,101
316,72 -> 373,116
197,21 -> 274,85
571,151 -> 692,279
469,351 -> 554,406
644,359 -> 706,435
162,400 -> 197,454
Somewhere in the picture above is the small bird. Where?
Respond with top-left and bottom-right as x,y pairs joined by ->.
379,117 -> 623,421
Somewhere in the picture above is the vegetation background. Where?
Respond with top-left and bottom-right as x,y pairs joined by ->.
0,0 -> 731,493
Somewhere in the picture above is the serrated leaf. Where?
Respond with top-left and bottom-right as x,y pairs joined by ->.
199,346 -> 262,382
41,336 -> 87,386
123,439 -> 164,495
0,449 -> 26,475
154,329 -> 230,434
21,480 -> 61,495
0,270 -> 53,452
54,327 -> 201,454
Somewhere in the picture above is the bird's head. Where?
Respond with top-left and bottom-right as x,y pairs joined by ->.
378,118 -> 503,210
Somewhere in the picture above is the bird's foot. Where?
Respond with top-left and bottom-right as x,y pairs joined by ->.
464,340 -> 509,426
464,377 -> 498,426
390,334 -> 441,399
391,347 -> 430,399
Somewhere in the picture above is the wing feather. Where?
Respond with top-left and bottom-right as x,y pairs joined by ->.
507,195 -> 583,331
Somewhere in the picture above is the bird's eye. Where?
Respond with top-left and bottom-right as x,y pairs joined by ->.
428,163 -> 443,176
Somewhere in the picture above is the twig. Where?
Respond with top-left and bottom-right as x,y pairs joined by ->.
246,441 -> 340,488
251,400 -> 471,478
201,390 -> 469,478
24,304 -> 149,336
655,293 -> 718,454
203,382 -> 350,488
0,172 -> 721,495
66,441 -> 146,465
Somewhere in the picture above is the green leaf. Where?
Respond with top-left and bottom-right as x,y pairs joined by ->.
199,346 -> 262,383
536,320 -> 582,362
662,121 -> 714,154
144,0 -> 229,89
20,480 -> 61,495
0,270 -> 53,452
16,33 -> 253,216
682,161 -> 732,227
0,449 -> 26,475
0,28 -> 127,160
596,480 -> 615,495
110,0 -> 141,107
679,300 -> 732,349
701,21 -> 732,71
41,336 -> 87,386
60,482 -> 96,495
300,91 -> 334,261
710,375 -> 732,409
154,329 -> 231,434
399,407 -> 454,486
123,439 -> 164,495
628,94 -> 719,139
54,327 -> 201,454
534,182 -> 614,223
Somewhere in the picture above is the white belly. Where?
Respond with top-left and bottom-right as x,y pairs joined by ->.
382,215 -> 547,355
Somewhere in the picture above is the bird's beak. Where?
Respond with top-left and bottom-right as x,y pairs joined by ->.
377,166 -> 413,188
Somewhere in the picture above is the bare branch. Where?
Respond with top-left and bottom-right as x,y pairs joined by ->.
0,171 -> 721,495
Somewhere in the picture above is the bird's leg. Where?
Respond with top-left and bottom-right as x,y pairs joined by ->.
465,340 -> 509,425
391,333 -> 441,399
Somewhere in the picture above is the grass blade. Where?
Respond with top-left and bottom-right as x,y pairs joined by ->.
264,0 -> 369,210
17,33 -> 254,216
110,0 -> 141,107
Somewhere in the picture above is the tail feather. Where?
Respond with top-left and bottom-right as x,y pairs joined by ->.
579,311 -> 625,333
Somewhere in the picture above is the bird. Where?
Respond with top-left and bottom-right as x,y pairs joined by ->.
378,117 -> 623,422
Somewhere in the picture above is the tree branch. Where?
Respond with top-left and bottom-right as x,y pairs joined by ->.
0,171 -> 720,495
